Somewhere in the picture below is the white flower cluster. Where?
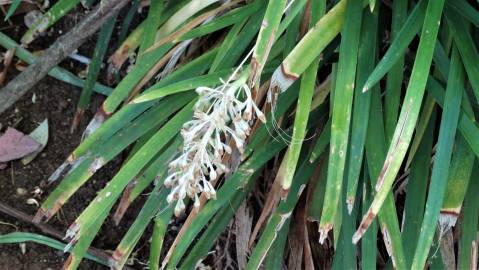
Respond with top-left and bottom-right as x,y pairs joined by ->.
164,73 -> 266,216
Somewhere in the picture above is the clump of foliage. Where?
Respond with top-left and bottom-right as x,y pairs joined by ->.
2,0 -> 479,269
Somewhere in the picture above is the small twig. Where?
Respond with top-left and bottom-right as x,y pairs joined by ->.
0,201 -> 63,238
0,0 -> 130,115
0,6 -> 13,27
0,47 -> 15,85
0,0 -> 34,4
10,163 -> 14,186
0,220 -> 19,231
0,201 -> 134,270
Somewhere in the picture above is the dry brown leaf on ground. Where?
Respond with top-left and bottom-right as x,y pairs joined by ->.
0,127 -> 41,162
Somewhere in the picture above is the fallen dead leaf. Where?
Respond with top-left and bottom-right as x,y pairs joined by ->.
0,127 -> 41,162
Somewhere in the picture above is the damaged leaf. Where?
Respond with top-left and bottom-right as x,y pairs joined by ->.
21,119 -> 48,165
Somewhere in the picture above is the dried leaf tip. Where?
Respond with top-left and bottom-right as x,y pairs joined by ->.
353,210 -> 376,244
63,222 -> 80,252
267,64 -> 297,102
439,211 -> 460,233
318,224 -> 332,244
82,106 -> 110,141
362,85 -> 369,93
346,197 -> 354,215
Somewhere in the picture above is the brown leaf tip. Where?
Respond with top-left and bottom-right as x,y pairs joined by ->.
353,211 -> 375,244
318,223 -> 332,244
62,254 -> 74,270
280,187 -> 289,199
346,197 -> 355,215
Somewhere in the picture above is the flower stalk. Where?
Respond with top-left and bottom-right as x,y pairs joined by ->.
165,69 -> 266,216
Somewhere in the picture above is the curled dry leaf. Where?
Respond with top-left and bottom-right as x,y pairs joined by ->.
14,59 -> 28,71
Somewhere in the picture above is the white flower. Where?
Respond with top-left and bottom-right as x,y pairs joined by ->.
165,70 -> 265,216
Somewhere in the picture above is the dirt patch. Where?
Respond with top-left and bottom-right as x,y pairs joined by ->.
0,75 -> 119,269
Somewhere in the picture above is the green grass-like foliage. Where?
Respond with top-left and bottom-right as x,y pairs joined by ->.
2,0 -> 479,268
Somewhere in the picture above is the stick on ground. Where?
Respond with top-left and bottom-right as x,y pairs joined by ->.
0,0 -> 129,114
0,201 -> 135,270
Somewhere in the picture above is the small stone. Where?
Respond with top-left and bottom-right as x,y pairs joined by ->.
26,198 -> 39,207
58,100 -> 68,111
19,243 -> 26,254
31,186 -> 43,196
16,187 -> 28,196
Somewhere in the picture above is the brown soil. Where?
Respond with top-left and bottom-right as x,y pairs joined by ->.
0,76 -> 125,270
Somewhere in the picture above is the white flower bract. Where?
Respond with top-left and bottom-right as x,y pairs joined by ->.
165,72 -> 265,216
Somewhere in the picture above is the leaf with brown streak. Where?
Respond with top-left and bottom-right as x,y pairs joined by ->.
62,254 -> 74,270
112,181 -> 135,225
142,0 -> 243,56
109,44 -> 130,71
375,99 -> 413,191
248,166 -> 282,248
352,210 -> 375,244
125,42 -> 186,104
